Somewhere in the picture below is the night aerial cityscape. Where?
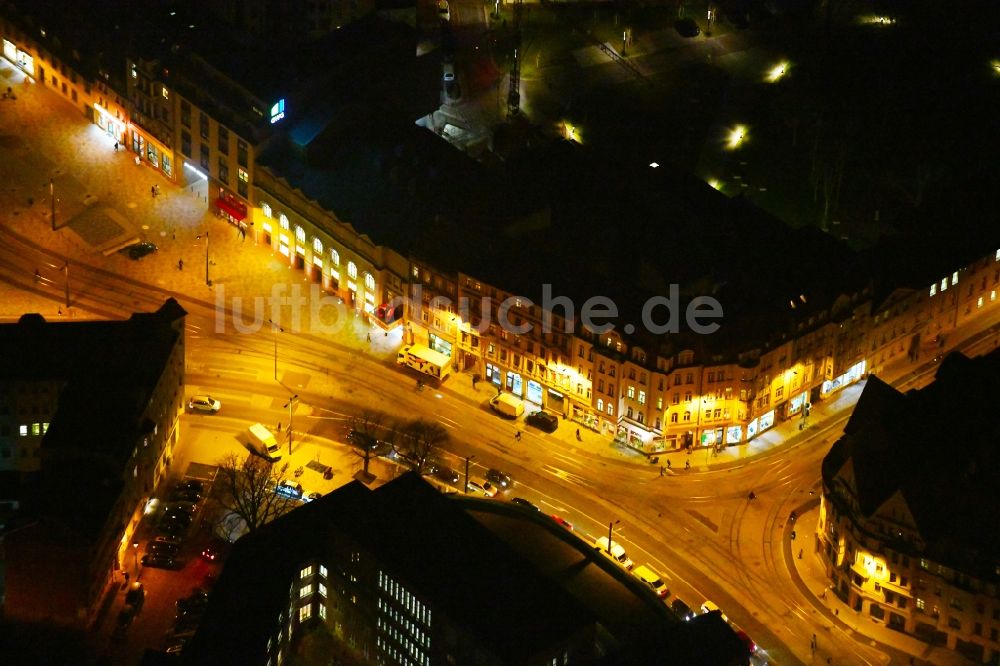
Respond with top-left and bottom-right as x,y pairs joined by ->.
0,0 -> 999,664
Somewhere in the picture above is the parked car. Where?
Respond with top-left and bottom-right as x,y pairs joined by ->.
675,17 -> 700,37
511,497 -> 539,510
176,590 -> 209,613
149,541 -> 179,556
141,553 -> 176,569
478,480 -> 500,498
275,479 -> 303,500
125,581 -> 145,611
166,502 -> 196,514
735,629 -> 757,655
632,565 -> 669,599
154,535 -> 182,546
671,598 -> 695,621
163,510 -> 193,526
550,514 -> 574,531
125,241 -> 158,260
305,491 -> 323,501
157,521 -> 188,537
525,411 -> 558,433
201,538 -> 229,562
465,480 -> 493,497
171,489 -> 202,503
177,480 -> 205,494
187,395 -> 221,413
485,468 -> 512,489
429,464 -> 459,484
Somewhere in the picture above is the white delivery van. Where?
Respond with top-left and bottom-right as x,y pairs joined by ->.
593,536 -> 634,570
248,423 -> 281,461
490,393 -> 524,418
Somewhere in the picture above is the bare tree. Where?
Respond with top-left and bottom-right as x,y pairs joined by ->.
348,409 -> 389,475
394,419 -> 449,474
215,452 -> 294,534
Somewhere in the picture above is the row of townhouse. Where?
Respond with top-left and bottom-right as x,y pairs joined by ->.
407,248 -> 1000,453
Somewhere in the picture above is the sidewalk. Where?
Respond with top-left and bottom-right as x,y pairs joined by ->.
791,506 -> 973,666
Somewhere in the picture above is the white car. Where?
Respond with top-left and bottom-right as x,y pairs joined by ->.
465,480 -> 497,498
187,395 -> 221,413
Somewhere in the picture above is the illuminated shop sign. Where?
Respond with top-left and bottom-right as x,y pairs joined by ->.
270,98 -> 286,124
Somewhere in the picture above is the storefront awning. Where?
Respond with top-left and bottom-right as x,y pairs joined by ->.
216,198 -> 247,221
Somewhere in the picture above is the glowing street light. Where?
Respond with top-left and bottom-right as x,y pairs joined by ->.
766,61 -> 789,83
562,121 -> 581,144
991,59 -> 1000,76
726,125 -> 748,150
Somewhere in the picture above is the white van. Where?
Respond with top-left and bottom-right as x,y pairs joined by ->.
633,565 -> 670,599
248,423 -> 281,461
593,536 -> 634,570
490,393 -> 524,418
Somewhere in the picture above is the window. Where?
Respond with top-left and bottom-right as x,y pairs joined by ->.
670,413 -> 678,423
318,604 -> 326,620
200,143 -> 210,170
299,605 -> 311,622
295,226 -> 306,243
683,411 -> 691,421
347,262 -> 358,279
218,157 -> 228,185
319,565 -> 328,577
330,249 -> 339,265
606,403 -> 613,416
313,238 -> 323,253
597,398 -> 604,411
262,203 -> 272,218
218,127 -> 229,154
199,112 -> 209,139
365,273 -> 375,290
19,425 -> 27,436
238,140 -> 248,167
318,583 -> 327,596
181,131 -> 191,158
237,168 -> 248,197
181,100 -> 190,127
161,86 -> 169,99
300,565 -> 313,579
638,390 -> 646,405
300,584 -> 313,598
627,386 -> 635,399
280,214 -> 290,230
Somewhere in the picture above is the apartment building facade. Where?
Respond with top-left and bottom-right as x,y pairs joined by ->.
817,352 -> 1000,664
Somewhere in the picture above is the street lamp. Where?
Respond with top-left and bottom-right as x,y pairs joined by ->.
204,230 -> 212,286
283,394 -> 299,455
464,455 -> 475,494
607,519 -> 620,554
50,178 -> 56,231
132,541 -> 139,579
269,318 -> 284,381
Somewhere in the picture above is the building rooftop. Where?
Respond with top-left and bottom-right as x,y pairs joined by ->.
185,473 -> 747,664
0,299 -> 185,539
186,473 -> 597,663
823,348 -> 1000,580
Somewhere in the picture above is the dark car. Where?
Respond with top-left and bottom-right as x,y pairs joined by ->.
511,497 -> 539,510
429,464 -> 460,484
171,489 -> 202,503
177,480 -> 205,494
125,582 -> 145,611
525,411 -> 559,433
176,590 -> 209,613
486,468 -> 512,490
158,521 -> 188,537
675,18 -> 700,37
201,538 -> 229,562
163,511 -> 193,526
126,242 -> 158,260
671,598 -> 695,621
149,541 -> 179,556
142,553 -> 176,569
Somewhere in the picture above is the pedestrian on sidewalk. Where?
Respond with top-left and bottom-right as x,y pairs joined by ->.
799,548 -> 803,559
57,307 -> 62,316
659,466 -> 664,476
515,431 -> 521,441
277,422 -> 282,433
151,185 -> 156,198
472,375 -> 479,387
666,459 -> 671,469
177,259 -> 184,271
366,332 -> 371,342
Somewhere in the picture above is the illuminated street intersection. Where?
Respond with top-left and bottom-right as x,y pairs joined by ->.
1,2 -> 1000,665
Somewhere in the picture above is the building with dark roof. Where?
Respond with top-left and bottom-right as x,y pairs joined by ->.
0,300 -> 186,628
816,349 -> 1000,663
183,473 -> 747,665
